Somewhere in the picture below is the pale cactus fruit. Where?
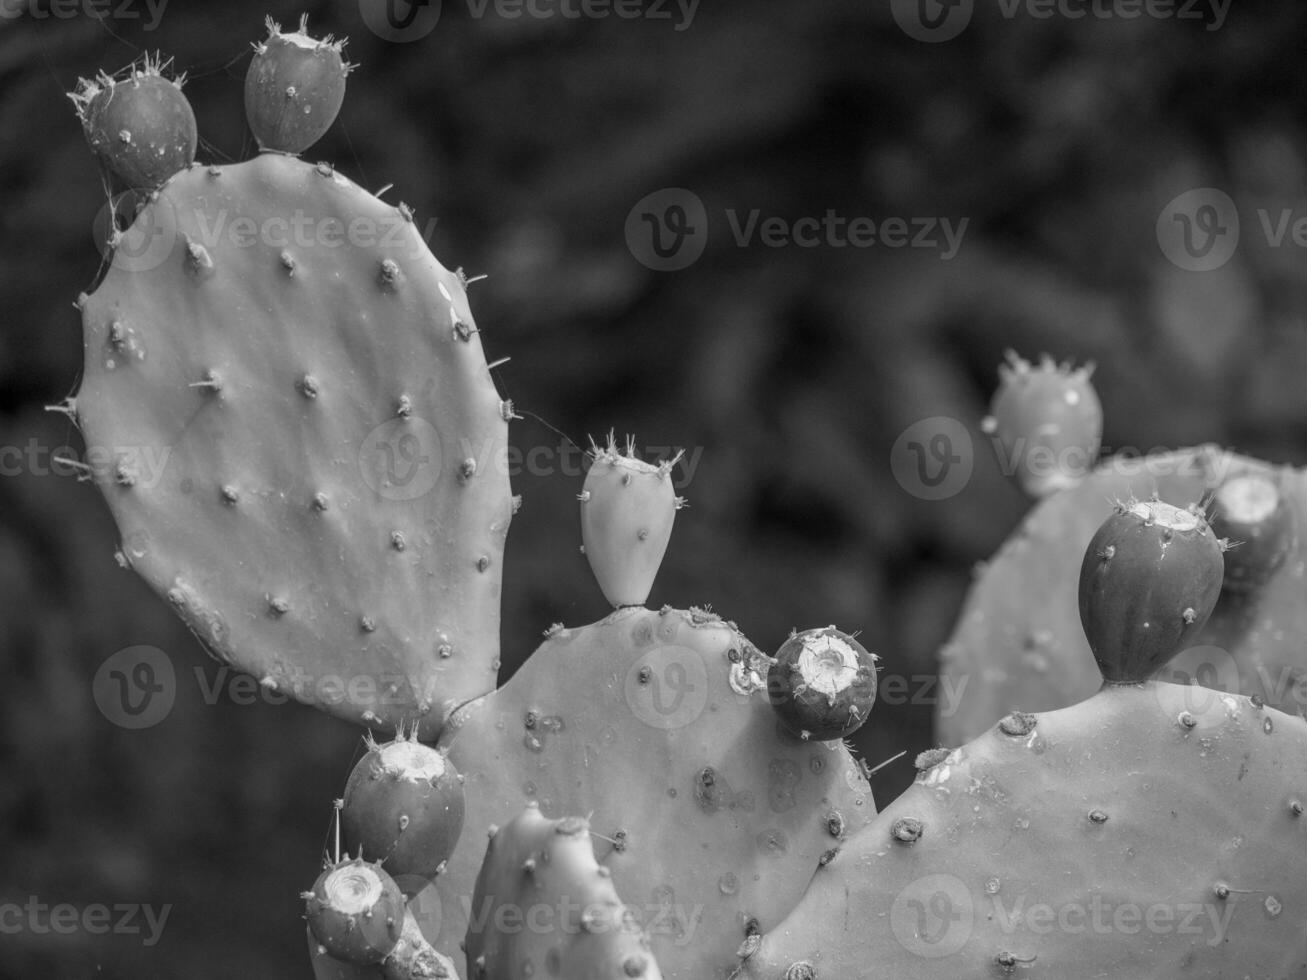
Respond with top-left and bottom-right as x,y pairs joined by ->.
982,349 -> 1102,497
578,435 -> 684,607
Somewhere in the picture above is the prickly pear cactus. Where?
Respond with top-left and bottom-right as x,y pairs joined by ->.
434,607 -> 875,980
71,149 -> 513,736
465,804 -> 664,980
939,446 -> 1307,744
741,683 -> 1307,978
65,34 -> 1307,980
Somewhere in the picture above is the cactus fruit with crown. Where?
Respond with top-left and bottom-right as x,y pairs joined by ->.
982,349 -> 1102,497
63,28 -> 1307,980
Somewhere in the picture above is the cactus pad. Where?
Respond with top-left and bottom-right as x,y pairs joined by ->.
939,446 -> 1307,744
74,153 -> 513,736
465,804 -> 663,980
743,682 -> 1307,978
435,606 -> 876,980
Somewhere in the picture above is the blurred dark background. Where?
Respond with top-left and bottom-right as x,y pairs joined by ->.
5,0 -> 1307,975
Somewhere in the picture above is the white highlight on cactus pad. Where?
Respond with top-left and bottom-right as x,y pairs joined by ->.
322,864 -> 385,915
796,632 -> 862,697
377,739 -> 446,782
1128,499 -> 1200,532
1216,472 -> 1279,525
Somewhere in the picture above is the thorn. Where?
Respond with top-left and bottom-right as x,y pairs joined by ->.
44,399 -> 78,421
864,749 -> 907,776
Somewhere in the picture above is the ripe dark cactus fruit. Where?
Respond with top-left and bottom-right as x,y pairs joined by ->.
982,350 -> 1102,497
1078,497 -> 1225,683
578,435 -> 684,607
1209,469 -> 1296,595
768,626 -> 878,740
341,727 -> 466,879
69,54 -> 197,190
246,16 -> 351,154
303,857 -> 406,965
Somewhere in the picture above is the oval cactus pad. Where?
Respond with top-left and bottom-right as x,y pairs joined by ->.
76,154 -> 513,736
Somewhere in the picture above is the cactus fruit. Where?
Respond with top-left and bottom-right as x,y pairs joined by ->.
342,727 -> 467,879
767,626 -> 878,740
465,804 -> 663,980
305,856 -> 408,965
245,16 -> 351,154
740,682 -> 1307,979
73,147 -> 512,738
435,606 -> 874,980
579,436 -> 684,607
981,350 -> 1102,497
1209,470 -> 1296,595
306,867 -> 460,980
69,54 -> 197,190
1078,497 -> 1225,684
939,446 -> 1307,744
